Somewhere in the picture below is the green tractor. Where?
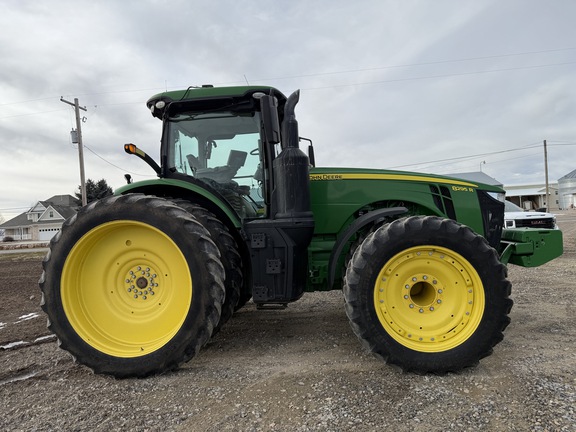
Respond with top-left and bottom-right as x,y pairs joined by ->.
39,85 -> 563,378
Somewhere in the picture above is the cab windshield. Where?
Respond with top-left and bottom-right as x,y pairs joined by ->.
166,111 -> 264,217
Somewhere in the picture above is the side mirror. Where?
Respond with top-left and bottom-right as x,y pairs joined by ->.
300,137 -> 315,167
259,95 -> 280,144
124,143 -> 161,176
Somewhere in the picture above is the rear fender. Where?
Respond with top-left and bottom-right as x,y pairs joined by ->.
115,178 -> 242,228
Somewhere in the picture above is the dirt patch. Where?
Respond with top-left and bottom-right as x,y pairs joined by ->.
0,253 -> 50,347
1,216 -> 575,431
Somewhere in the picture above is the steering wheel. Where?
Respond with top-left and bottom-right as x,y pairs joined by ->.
250,148 -> 259,155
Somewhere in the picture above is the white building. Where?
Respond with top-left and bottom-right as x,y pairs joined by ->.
0,195 -> 78,241
504,183 -> 560,211
558,168 -> 576,209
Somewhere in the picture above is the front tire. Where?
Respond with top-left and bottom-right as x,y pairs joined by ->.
39,194 -> 225,378
344,216 -> 512,373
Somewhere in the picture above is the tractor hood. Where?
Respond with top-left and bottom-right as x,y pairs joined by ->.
309,167 -> 504,193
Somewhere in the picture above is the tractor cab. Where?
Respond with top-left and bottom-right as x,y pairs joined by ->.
165,110 -> 264,218
143,86 -> 315,306
145,86 -> 289,220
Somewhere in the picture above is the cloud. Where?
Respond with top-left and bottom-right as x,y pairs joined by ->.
1,0 -> 575,220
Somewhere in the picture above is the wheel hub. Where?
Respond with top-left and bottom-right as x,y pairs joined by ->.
125,265 -> 158,300
374,246 -> 483,352
401,273 -> 444,314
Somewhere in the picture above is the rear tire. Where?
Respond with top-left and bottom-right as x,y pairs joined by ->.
172,200 -> 242,333
39,194 -> 225,378
344,216 -> 512,373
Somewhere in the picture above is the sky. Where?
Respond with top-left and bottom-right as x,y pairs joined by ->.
1,0 -> 576,221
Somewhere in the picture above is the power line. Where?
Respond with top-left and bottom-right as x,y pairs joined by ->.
2,47 -> 575,108
0,108 -> 67,120
0,206 -> 31,211
83,144 -> 151,177
247,47 -> 576,83
388,143 -> 542,169
420,150 -> 543,172
5,56 -> 568,115
300,61 -> 576,91
0,96 -> 56,107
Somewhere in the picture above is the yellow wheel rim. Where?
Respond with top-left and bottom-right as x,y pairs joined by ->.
61,221 -> 192,358
374,246 -> 485,353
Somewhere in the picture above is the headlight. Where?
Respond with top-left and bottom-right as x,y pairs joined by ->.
487,191 -> 506,202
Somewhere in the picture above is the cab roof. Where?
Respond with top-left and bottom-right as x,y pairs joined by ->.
146,85 -> 287,119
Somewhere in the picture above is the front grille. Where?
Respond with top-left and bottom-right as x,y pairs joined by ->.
429,185 -> 456,220
477,190 -> 504,250
514,218 -> 555,229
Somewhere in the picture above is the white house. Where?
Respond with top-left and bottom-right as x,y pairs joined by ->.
0,195 -> 78,241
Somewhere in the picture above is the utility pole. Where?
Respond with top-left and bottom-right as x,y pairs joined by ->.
544,139 -> 549,211
61,97 -> 88,206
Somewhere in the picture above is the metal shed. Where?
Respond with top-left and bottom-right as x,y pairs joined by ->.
558,169 -> 576,209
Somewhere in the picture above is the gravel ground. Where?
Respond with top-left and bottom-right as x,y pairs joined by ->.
1,211 -> 575,431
